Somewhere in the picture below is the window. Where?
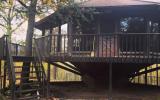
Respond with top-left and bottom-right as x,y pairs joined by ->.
120,17 -> 146,33
120,17 -> 146,52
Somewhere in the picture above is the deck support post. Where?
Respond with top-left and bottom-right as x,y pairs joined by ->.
47,63 -> 51,98
156,64 -> 159,86
109,63 -> 112,100
47,63 -> 51,83
42,29 -> 45,36
54,66 -> 57,80
145,67 -> 147,85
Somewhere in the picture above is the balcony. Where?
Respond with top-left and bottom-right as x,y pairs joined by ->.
34,33 -> 160,63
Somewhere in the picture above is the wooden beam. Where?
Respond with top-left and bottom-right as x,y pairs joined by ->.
51,62 -> 81,75
131,67 -> 160,77
61,62 -> 80,72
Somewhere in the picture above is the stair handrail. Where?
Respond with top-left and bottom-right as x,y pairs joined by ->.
33,38 -> 47,82
33,38 -> 51,98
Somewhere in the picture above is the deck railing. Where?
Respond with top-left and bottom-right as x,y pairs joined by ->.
35,33 -> 160,62
0,36 -> 25,57
0,36 -> 6,59
11,43 -> 25,56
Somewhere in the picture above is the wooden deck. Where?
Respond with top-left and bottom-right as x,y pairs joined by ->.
46,56 -> 159,63
35,33 -> 160,63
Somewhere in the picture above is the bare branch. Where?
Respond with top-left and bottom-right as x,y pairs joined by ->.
0,23 -> 6,27
0,14 -> 8,22
17,0 -> 28,9
11,19 -> 27,33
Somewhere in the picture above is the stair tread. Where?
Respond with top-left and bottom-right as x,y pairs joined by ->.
20,82 -> 40,86
15,71 -> 42,74
15,88 -> 39,93
14,66 -> 22,68
16,76 -> 37,80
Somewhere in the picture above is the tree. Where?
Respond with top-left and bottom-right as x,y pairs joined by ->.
16,0 -> 73,83
3,0 -> 93,83
17,0 -> 71,56
0,0 -> 27,41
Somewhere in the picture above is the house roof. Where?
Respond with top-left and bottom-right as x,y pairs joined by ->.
81,0 -> 159,7
35,0 -> 159,30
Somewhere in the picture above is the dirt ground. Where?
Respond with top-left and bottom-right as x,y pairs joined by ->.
48,82 -> 160,100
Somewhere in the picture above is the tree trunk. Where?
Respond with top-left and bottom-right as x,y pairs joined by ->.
21,0 -> 37,84
7,7 -> 12,42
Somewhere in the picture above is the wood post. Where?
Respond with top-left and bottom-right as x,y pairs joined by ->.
54,66 -> 57,80
146,18 -> 151,57
68,21 -> 73,55
109,63 -> 112,100
145,67 -> 147,85
47,63 -> 51,83
97,20 -> 100,57
57,25 -> 61,52
156,64 -> 159,86
49,28 -> 52,53
42,29 -> 45,36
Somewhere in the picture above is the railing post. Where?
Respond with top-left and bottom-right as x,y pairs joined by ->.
57,25 -> 62,52
16,44 -> 18,56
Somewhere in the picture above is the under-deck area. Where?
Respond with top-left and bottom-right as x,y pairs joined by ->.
49,82 -> 160,100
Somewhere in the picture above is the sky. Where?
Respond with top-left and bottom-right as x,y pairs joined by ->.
143,0 -> 160,2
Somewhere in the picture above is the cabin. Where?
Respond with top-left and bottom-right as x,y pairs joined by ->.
0,0 -> 160,99
35,0 -> 160,91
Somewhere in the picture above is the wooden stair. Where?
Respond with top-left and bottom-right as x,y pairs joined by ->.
4,56 -> 48,100
0,36 -> 48,100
